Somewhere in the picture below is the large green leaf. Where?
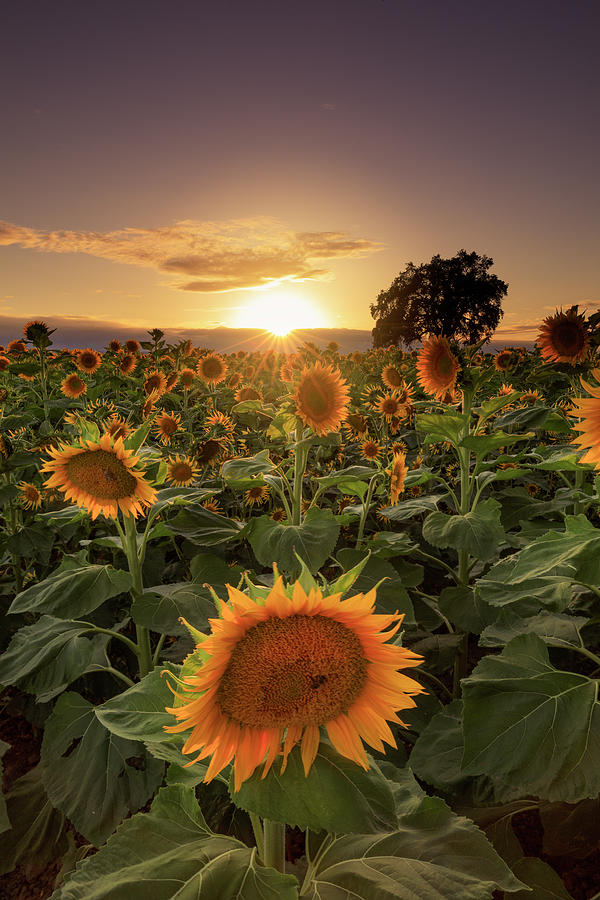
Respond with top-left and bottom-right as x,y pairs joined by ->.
511,857 -> 574,899
51,785 -> 298,900
422,498 -> 505,561
167,503 -> 245,545
306,788 -> 526,898
248,507 -> 339,575
42,692 -> 164,846
132,583 -> 216,636
438,586 -> 499,634
480,611 -> 590,651
461,634 -> 600,802
9,559 -> 132,617
0,763 -> 69,876
380,493 -> 446,522
409,700 -> 467,792
461,431 -> 534,455
0,616 -> 108,702
416,412 -> 466,446
336,549 -> 415,623
232,742 -> 397,834
221,449 -> 275,481
96,664 -> 179,742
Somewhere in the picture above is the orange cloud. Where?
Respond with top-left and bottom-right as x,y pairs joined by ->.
0,217 -> 383,292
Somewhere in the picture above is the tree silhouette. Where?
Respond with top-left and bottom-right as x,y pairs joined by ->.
370,250 -> 507,347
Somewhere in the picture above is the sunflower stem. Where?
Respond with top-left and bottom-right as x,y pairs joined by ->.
249,812 -> 265,862
292,422 -> 308,525
263,819 -> 285,873
122,513 -> 153,678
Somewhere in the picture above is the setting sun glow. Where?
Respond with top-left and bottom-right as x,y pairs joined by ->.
234,291 -> 327,336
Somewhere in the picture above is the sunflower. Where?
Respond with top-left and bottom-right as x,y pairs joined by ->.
42,433 -> 156,519
105,415 -> 132,441
196,438 -> 225,466
7,340 -> 27,353
202,498 -> 223,514
344,412 -> 369,437
294,363 -> 350,436
376,393 -> 402,420
381,365 -> 403,389
205,411 -> 236,437
537,307 -> 590,365
416,336 -> 460,400
61,373 -> 87,399
280,363 -> 294,383
0,355 -> 9,372
142,390 -> 160,419
494,349 -> 513,372
144,370 -> 167,396
164,578 -> 423,791
108,338 -> 122,352
228,372 -> 242,389
235,386 -> 261,402
520,390 -> 543,405
570,379 -> 600,468
498,383 -> 514,396
86,398 -> 117,420
166,455 -> 200,486
153,412 -> 182,445
117,353 -> 137,375
388,452 -> 408,505
180,367 -> 196,389
18,481 -> 43,510
76,349 -> 102,374
243,364 -> 256,380
361,439 -> 381,461
244,483 -> 270,506
124,339 -> 141,354
197,354 -> 227,385
166,373 -> 179,391
270,507 -> 286,522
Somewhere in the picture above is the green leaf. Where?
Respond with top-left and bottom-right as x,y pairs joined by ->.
42,692 -> 164,846
248,507 -> 339,576
461,431 -> 534,455
0,739 -> 10,834
232,742 -> 397,834
416,412 -> 466,446
0,616 -> 108,702
96,664 -> 179,742
167,503 -> 245,546
422,498 -> 505,561
306,790 -> 526,898
0,764 -> 69,876
410,700 -> 468,792
132,583 -> 216,636
380,493 -> 446,522
221,449 -> 275,481
144,739 -> 215,788
461,634 -> 600,802
439,586 -> 499,634
9,560 -> 132,617
336,549 -> 414,623
511,857 -> 574,899
51,784 -> 298,900
480,611 -> 590,651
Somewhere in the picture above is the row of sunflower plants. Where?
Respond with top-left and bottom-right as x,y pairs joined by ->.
0,311 -> 598,898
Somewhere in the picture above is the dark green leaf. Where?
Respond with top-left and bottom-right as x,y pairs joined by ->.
422,499 -> 505,561
248,507 -> 339,576
9,560 -> 132,617
96,664 -> 179,742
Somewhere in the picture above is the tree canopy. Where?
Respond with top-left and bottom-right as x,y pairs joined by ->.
370,250 -> 507,347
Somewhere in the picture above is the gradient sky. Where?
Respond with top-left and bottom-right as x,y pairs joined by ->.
1,0 -> 598,341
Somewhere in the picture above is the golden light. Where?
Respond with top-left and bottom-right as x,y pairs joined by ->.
234,290 -> 327,336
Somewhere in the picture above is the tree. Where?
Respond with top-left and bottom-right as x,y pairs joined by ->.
370,250 -> 507,347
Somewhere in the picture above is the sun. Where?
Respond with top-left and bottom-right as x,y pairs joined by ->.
235,290 -> 327,336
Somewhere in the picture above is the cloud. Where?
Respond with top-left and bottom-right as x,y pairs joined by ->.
0,216 -> 382,293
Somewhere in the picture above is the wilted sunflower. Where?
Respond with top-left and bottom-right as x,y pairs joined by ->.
142,390 -> 161,419
86,398 -> 117,421
227,372 -> 242,389
166,373 -> 179,391
197,354 -> 227,385
76,349 -> 102,374
144,370 -> 167,396
537,307 -> 590,365
166,455 -> 200,486
18,481 -> 43,510
416,336 -> 460,400
42,432 -> 156,519
388,452 -> 408,505
153,412 -> 182,445
164,578 -> 423,791
61,373 -> 87,399
294,363 -> 350,436
381,365 -> 403,389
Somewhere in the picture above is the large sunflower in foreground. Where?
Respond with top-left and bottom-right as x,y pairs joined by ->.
41,432 -> 156,519
165,579 -> 423,791
571,377 -> 600,469
537,307 -> 590,365
416,336 -> 460,400
294,363 -> 350,435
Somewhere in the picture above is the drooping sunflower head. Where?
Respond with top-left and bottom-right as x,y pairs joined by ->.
416,336 -> 460,401
105,415 -> 132,442
76,348 -> 102,374
521,389 -> 542,405
195,438 -> 225,466
294,363 -> 350,436
0,355 -> 10,372
42,432 -> 156,519
235,386 -> 261,402
144,370 -> 167,396
7,340 -> 27,353
494,349 -> 514,372
344,412 -> 369,437
164,577 -> 423,790
197,354 -> 227,385
498,382 -> 514,396
381,365 -> 403,389
117,353 -> 137,375
205,411 -> 236,438
61,373 -> 87,399
537,307 -> 590,365
388,452 -> 408,505
166,455 -> 200,486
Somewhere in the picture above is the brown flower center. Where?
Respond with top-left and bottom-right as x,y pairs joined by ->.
66,450 -> 138,500
553,321 -> 585,354
201,358 -> 224,378
217,614 -> 368,728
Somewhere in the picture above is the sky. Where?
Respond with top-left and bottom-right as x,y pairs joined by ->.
1,0 -> 599,345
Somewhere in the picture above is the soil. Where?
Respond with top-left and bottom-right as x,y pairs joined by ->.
1,706 -> 599,899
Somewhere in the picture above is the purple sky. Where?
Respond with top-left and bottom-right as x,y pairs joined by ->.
1,0 -> 598,341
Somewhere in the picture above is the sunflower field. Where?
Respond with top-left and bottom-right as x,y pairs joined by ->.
1,313 -> 600,899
